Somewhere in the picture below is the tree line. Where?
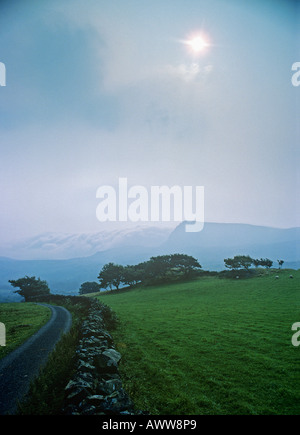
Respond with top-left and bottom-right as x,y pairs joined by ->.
223,255 -> 284,271
8,254 -> 285,299
80,255 -> 286,294
79,254 -> 202,294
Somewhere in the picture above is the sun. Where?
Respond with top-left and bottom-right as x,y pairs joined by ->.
188,36 -> 208,52
185,33 -> 210,54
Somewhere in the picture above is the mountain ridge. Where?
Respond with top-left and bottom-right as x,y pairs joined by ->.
0,222 -> 299,301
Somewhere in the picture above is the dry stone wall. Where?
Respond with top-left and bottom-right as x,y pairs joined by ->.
62,299 -> 144,415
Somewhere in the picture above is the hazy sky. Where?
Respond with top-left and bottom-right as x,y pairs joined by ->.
0,0 -> 299,244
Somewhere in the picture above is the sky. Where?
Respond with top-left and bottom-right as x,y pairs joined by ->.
0,0 -> 299,246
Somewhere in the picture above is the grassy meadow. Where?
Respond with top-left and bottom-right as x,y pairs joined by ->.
0,302 -> 51,359
94,269 -> 300,415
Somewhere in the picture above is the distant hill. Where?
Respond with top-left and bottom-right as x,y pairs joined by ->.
0,222 -> 299,301
160,222 -> 300,271
0,225 -> 173,260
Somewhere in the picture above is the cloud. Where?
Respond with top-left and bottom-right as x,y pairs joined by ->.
162,62 -> 213,83
0,0 -> 298,250
0,225 -> 174,260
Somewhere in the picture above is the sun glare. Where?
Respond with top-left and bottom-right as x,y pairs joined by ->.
185,34 -> 210,54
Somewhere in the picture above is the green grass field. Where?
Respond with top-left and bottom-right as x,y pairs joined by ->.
0,302 -> 51,359
94,270 -> 300,415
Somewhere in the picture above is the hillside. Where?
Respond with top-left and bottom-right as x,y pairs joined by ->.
161,222 -> 300,270
0,222 -> 299,301
94,270 -> 300,415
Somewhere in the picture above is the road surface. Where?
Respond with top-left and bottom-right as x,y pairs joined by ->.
0,303 -> 72,415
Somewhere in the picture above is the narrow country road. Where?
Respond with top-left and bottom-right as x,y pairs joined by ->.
0,304 -> 72,415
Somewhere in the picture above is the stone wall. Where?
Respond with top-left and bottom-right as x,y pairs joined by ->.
62,298 -> 144,415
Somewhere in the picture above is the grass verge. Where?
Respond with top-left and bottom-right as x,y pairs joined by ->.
0,303 -> 51,360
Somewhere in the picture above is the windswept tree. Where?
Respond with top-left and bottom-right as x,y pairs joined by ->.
260,258 -> 273,269
98,263 -> 124,290
9,276 -> 50,302
277,259 -> 284,269
145,255 -> 171,281
224,255 -> 254,271
79,281 -> 100,295
122,264 -> 143,287
224,256 -> 242,271
253,258 -> 273,269
238,255 -> 254,270
169,253 -> 202,278
143,254 -> 202,283
252,259 -> 261,268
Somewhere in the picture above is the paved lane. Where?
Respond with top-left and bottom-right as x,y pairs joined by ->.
0,304 -> 72,415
